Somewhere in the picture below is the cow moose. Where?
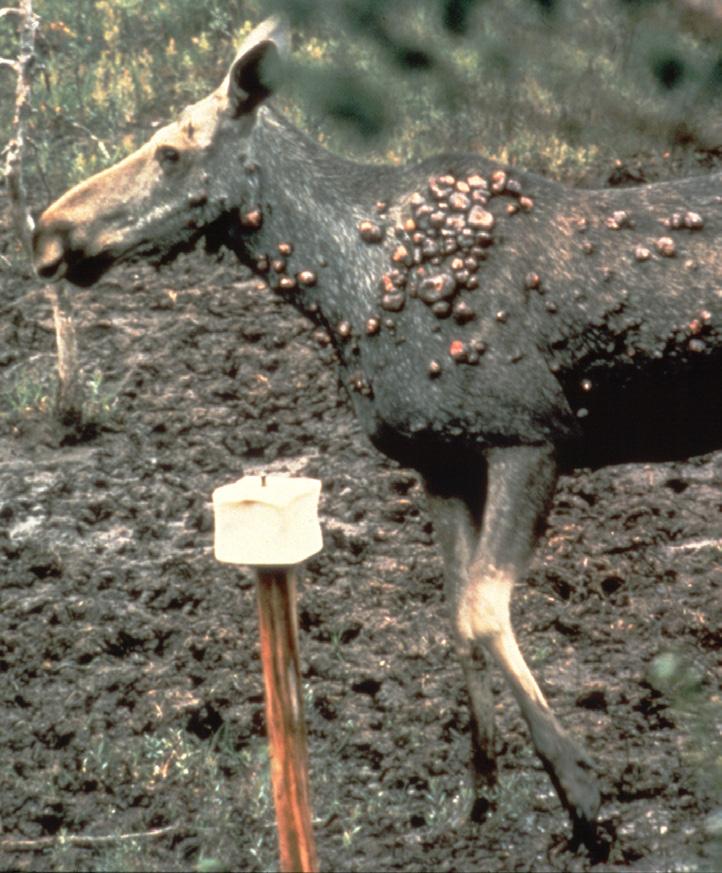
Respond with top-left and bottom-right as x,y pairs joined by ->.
32,17 -> 721,845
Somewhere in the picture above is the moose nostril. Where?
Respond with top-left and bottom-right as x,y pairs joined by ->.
34,233 -> 67,279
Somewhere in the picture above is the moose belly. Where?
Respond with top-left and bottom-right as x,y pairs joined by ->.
345,342 -> 578,466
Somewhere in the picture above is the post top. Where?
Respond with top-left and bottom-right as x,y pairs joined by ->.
213,475 -> 321,508
212,475 -> 322,566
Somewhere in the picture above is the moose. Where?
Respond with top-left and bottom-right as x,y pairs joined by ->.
33,17 -> 721,845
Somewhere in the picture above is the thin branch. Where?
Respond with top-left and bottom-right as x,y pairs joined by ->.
0,56 -> 19,71
0,825 -> 178,852
0,8 -> 23,20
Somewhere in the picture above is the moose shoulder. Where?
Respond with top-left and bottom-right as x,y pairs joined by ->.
33,16 -> 722,846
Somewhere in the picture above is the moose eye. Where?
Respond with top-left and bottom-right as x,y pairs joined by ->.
156,145 -> 181,167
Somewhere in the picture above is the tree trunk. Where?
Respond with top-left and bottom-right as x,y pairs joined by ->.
3,0 -> 83,426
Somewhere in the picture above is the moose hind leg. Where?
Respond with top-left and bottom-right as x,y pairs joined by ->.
457,446 -> 601,838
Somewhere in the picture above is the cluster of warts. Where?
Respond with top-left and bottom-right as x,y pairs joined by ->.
238,176 -> 715,407
357,169 -> 533,377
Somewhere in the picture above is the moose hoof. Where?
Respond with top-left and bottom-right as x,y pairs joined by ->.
530,715 -> 601,831
544,739 -> 601,836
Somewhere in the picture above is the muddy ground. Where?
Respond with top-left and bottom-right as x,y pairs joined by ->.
0,163 -> 721,872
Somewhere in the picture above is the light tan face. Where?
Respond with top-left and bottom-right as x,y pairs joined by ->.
32,90 -> 240,286
32,16 -> 286,286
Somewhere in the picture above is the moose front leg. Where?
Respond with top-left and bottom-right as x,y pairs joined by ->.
425,471 -> 498,820
427,446 -> 601,841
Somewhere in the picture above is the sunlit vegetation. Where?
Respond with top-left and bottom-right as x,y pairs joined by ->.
1,0 -> 719,214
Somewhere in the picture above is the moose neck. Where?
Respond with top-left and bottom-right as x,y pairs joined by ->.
239,106 -> 394,330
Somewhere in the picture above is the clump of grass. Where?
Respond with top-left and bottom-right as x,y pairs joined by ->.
45,725 -> 278,872
648,651 -> 722,868
1,358 -> 119,436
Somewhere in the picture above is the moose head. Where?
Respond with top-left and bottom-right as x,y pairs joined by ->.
33,17 -> 288,286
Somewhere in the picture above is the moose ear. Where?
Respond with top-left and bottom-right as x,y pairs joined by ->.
226,16 -> 288,116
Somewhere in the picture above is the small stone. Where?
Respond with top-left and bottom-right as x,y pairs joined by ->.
391,244 -> 411,264
390,269 -> 406,288
490,170 -> 507,193
688,338 -> 706,353
606,210 -> 630,230
241,209 -> 263,228
456,180 -> 470,193
271,258 -> 286,273
506,178 -> 523,196
375,200 -> 388,213
445,214 -> 466,233
449,339 -> 467,362
380,274 -> 395,294
582,240 -> 595,254
278,242 -> 293,256
439,174 -> 456,187
507,203 -> 519,215
381,292 -> 405,312
428,360 -> 442,378
576,217 -> 588,232
358,220 -> 383,243
466,275 -> 479,289
431,301 -> 451,318
278,276 -> 296,291
188,190 -> 208,208
467,174 -> 487,189
525,271 -> 541,290
519,196 -> 534,211
312,329 -> 331,346
449,192 -> 471,211
410,193 -> 425,208
545,300 -> 558,313
429,177 -> 451,200
256,255 -> 270,273
468,206 -> 496,232
430,211 -> 446,228
297,270 -> 317,286
577,407 -> 589,419
419,272 -> 456,304
496,310 -> 508,323
700,309 -> 712,323
684,211 -> 704,230
458,229 -> 476,249
421,238 -> 440,258
655,236 -> 676,257
581,378 -> 592,392
366,317 -> 380,336
634,245 -> 651,262
470,338 -> 486,354
404,217 -> 417,233
453,300 -> 475,323
337,321 -> 352,339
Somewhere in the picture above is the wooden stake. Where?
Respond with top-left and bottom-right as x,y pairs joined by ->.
212,475 -> 323,872
256,568 -> 318,873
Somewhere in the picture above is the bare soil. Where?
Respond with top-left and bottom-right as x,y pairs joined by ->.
0,185 -> 720,871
